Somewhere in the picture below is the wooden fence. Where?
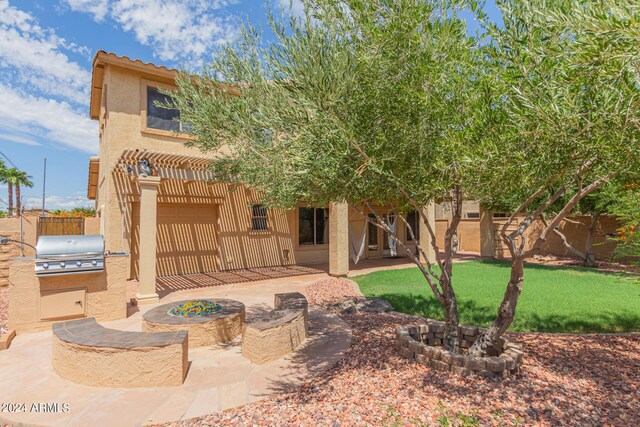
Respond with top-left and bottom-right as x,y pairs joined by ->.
37,217 -> 85,237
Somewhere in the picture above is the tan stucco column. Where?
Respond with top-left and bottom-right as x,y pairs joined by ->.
135,176 -> 161,305
479,205 -> 495,258
419,203 -> 436,264
329,202 -> 349,277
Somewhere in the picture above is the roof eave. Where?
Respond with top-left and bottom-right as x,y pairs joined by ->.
89,50 -> 180,120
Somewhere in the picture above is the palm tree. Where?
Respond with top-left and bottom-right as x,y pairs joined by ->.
2,168 -> 33,217
14,169 -> 33,216
0,161 -> 13,216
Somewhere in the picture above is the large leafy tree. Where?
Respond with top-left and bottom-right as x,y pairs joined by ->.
172,0 -> 499,352
470,0 -> 640,354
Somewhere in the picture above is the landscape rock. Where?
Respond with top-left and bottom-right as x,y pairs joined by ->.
171,311 -> 640,427
354,298 -> 393,313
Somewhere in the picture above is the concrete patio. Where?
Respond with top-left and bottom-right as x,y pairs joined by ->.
0,272 -> 352,427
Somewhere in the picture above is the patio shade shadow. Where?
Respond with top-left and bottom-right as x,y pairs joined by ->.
155,265 -> 324,297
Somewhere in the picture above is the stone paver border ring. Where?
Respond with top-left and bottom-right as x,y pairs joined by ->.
142,298 -> 246,348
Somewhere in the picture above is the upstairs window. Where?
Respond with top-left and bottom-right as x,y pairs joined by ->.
251,204 -> 268,231
298,207 -> 329,245
146,86 -> 193,133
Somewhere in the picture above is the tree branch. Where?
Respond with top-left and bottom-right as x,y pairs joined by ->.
540,215 -> 587,260
351,202 -> 445,303
525,176 -> 611,257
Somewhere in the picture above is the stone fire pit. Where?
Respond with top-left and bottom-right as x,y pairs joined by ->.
143,298 -> 245,348
396,320 -> 523,378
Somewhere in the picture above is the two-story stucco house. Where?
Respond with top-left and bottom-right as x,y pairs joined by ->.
86,51 -> 435,305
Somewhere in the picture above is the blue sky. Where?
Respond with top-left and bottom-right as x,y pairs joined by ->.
0,0 -> 500,211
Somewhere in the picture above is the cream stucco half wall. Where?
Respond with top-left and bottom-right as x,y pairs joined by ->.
8,255 -> 128,333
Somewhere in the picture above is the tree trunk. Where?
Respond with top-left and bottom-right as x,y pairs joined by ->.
441,275 -> 461,354
353,201 -> 461,353
7,182 -> 14,217
15,184 -> 21,217
469,255 -> 524,356
583,214 -> 597,268
440,188 -> 463,353
469,176 -> 609,356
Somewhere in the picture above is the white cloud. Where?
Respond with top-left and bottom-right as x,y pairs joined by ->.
22,195 -> 93,211
276,0 -> 304,17
0,85 -> 97,153
64,0 -> 109,21
0,0 -> 91,105
0,133 -> 41,146
64,0 -> 239,63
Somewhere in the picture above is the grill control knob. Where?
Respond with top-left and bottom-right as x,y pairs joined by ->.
91,260 -> 97,266
43,263 -> 49,269
76,261 -> 82,267
60,261 -> 66,268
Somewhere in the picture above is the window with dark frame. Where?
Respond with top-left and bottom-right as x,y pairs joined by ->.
251,204 -> 268,231
383,213 -> 395,250
146,86 -> 193,133
368,214 -> 378,249
298,207 -> 329,245
406,210 -> 420,241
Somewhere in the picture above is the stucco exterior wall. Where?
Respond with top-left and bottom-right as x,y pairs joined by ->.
94,64 -> 339,275
492,215 -> 620,260
85,217 -> 100,235
435,219 -> 481,253
92,63 -> 426,276
435,201 -> 480,220
8,255 -> 128,333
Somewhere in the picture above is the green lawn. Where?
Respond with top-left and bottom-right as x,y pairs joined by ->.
352,259 -> 640,333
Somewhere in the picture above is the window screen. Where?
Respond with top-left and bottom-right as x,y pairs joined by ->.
251,204 -> 268,231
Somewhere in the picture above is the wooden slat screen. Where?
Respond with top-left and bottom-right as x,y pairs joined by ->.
38,217 -> 85,237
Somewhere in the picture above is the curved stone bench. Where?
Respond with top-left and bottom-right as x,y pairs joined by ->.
142,299 -> 245,348
52,318 -> 188,387
241,293 -> 309,365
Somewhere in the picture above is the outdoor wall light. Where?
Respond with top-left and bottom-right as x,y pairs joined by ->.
138,158 -> 153,177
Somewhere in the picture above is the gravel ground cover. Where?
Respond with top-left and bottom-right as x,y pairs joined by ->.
0,287 -> 8,334
168,279 -> 639,427
304,277 -> 362,306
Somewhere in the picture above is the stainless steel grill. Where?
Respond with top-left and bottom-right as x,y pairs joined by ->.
35,235 -> 104,276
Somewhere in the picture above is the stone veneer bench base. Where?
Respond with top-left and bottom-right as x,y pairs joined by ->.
142,298 -> 245,348
396,320 -> 523,378
242,292 -> 309,365
52,318 -> 188,387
